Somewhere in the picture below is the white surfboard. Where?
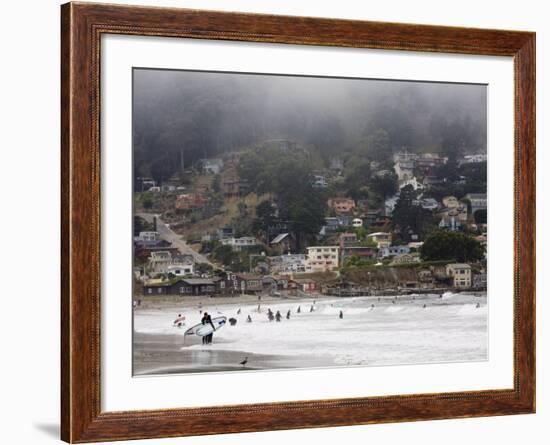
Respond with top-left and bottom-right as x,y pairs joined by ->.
184,316 -> 227,337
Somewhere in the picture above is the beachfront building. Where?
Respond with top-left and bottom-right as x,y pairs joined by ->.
446,263 -> 472,288
143,278 -> 216,296
289,278 -> 317,293
306,246 -> 339,272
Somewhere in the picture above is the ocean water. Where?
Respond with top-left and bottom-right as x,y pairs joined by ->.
134,292 -> 487,370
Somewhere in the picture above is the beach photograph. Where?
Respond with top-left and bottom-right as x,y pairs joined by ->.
132,68 -> 488,376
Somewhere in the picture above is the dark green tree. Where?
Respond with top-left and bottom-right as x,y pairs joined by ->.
420,231 -> 485,262
392,185 -> 434,240
253,200 -> 277,235
369,173 -> 398,204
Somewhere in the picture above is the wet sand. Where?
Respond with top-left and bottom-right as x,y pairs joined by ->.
133,331 -> 332,375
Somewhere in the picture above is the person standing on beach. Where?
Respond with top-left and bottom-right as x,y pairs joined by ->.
339,310 -> 343,319
205,312 -> 215,344
275,310 -> 282,322
297,306 -> 301,313
286,310 -> 291,319
200,312 -> 208,344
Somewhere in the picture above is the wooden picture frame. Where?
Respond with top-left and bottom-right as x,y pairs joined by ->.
61,2 -> 535,442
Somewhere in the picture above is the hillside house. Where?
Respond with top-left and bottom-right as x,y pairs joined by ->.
306,246 -> 339,272
220,236 -> 259,252
378,245 -> 411,258
339,232 -> 358,249
463,193 -> 488,214
268,254 -> 307,274
341,246 -> 376,264
390,253 -> 420,265
366,232 -> 392,248
270,232 -> 295,254
394,160 -> 415,181
201,158 -> 224,174
328,197 -> 356,215
134,231 -> 159,242
175,193 -> 208,210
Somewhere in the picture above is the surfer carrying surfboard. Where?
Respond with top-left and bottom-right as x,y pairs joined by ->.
201,312 -> 216,344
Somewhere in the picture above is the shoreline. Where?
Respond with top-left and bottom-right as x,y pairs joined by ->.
134,290 -> 486,311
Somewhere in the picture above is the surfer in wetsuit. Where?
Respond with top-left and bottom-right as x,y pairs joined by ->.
297,306 -> 301,313
275,310 -> 282,322
247,315 -> 252,323
339,310 -> 343,319
200,313 -> 208,344
286,310 -> 291,319
205,313 -> 215,344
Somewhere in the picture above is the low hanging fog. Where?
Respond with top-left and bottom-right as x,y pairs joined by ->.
133,68 -> 486,183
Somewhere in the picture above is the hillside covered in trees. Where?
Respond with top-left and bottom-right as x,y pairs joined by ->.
133,69 -> 487,184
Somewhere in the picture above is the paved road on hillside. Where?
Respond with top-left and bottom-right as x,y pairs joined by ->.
137,213 -> 213,266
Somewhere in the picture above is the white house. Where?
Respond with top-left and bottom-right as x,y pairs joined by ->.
147,251 -> 173,274
378,245 -> 411,258
394,160 -> 415,181
366,232 -> 392,248
201,158 -> 224,174
305,246 -> 339,272
135,231 -> 159,242
220,236 -> 259,251
399,176 -> 424,191
167,262 -> 194,277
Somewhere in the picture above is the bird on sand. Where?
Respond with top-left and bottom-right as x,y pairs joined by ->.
239,357 -> 248,367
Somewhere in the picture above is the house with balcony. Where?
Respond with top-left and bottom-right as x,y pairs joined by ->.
306,246 -> 339,272
446,263 -> 472,288
220,236 -> 259,252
